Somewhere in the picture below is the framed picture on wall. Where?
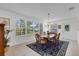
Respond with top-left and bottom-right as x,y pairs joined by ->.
65,25 -> 70,31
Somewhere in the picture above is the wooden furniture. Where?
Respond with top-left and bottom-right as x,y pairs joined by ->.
50,33 -> 60,47
0,24 -> 5,56
49,33 -> 57,47
56,33 -> 60,43
35,32 -> 60,47
35,33 -> 48,45
41,37 -> 48,45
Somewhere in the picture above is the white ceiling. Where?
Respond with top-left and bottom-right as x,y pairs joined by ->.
0,3 -> 79,21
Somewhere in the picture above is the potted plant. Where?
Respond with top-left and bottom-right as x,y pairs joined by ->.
4,29 -> 12,51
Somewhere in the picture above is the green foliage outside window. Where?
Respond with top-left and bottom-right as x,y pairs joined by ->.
16,19 -> 25,36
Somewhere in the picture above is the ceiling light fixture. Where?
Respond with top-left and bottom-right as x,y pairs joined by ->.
47,13 -> 50,31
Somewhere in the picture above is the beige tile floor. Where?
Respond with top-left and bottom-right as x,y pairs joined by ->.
5,41 -> 40,56
5,39 -> 79,56
66,40 -> 79,56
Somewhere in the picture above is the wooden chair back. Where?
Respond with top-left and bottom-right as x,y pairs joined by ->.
56,33 -> 60,40
35,33 -> 41,44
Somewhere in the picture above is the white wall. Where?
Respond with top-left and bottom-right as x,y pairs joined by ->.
77,17 -> 79,44
0,9 -> 40,46
43,17 -> 78,41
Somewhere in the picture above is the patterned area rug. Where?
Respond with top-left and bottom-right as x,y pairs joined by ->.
27,41 -> 69,56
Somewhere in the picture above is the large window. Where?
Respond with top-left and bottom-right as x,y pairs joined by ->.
16,19 -> 25,36
16,20 -> 43,36
27,21 -> 33,35
27,21 -> 43,35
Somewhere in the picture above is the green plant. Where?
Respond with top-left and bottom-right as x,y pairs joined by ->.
4,30 -> 12,48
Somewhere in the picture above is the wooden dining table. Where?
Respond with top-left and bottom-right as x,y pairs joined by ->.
40,33 -> 59,47
40,34 -> 55,42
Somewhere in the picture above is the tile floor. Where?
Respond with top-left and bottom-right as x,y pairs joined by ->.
5,39 -> 79,56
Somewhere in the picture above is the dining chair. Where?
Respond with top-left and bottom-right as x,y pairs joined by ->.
50,33 -> 60,47
35,33 -> 48,45
56,33 -> 60,44
56,33 -> 60,40
35,33 -> 49,50
35,33 -> 41,44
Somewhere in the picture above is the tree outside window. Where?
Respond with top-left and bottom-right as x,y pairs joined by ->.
16,19 -> 25,36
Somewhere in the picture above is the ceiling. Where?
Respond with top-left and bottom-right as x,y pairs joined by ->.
0,3 -> 79,21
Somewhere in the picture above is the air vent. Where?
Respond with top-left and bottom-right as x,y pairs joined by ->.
69,6 -> 74,11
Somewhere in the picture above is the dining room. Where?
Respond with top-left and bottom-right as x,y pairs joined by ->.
0,3 -> 78,56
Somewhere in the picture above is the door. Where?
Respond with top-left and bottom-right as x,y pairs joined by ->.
0,24 -> 5,56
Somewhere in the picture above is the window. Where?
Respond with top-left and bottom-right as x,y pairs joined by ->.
16,19 -> 25,36
27,21 -> 43,35
27,21 -> 33,35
